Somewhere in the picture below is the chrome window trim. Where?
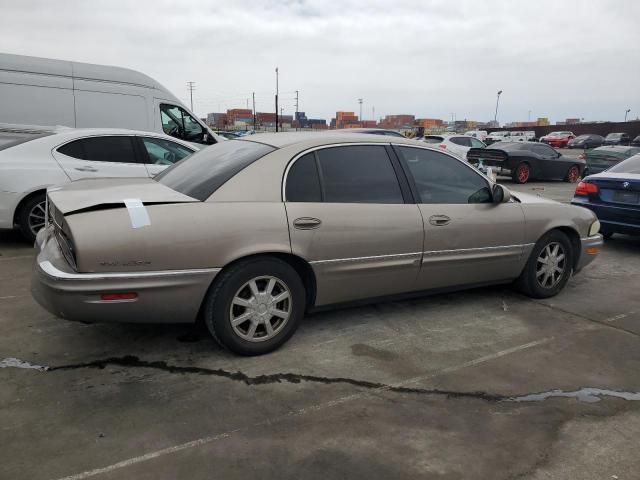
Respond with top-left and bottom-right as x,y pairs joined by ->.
39,260 -> 220,281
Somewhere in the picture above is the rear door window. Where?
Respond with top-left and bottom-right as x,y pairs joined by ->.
450,137 -> 472,147
57,136 -> 137,163
285,153 -> 322,202
315,146 -> 404,204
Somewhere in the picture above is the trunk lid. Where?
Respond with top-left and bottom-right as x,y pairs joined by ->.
589,173 -> 640,206
47,177 -> 199,215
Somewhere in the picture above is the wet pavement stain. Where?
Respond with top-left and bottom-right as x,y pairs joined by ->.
508,388 -> 640,403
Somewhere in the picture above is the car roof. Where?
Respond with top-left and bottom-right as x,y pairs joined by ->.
333,128 -> 401,134
593,145 -> 637,152
241,131 -> 419,149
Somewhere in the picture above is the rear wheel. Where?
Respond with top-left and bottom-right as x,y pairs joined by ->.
202,257 -> 305,355
515,230 -> 573,299
512,162 -> 531,184
602,231 -> 614,240
564,165 -> 580,183
17,193 -> 46,243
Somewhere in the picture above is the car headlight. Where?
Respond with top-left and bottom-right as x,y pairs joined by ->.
589,220 -> 600,236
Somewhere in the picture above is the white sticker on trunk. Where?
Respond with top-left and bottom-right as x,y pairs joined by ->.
123,198 -> 151,229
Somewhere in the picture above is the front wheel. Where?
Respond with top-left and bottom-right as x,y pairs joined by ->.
512,162 -> 531,184
564,165 -> 581,183
515,230 -> 574,299
202,257 -> 305,355
17,193 -> 47,243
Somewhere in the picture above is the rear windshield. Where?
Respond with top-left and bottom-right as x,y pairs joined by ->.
0,133 -> 54,151
606,133 -> 623,139
423,136 -> 443,143
155,140 -> 275,200
607,154 -> 640,174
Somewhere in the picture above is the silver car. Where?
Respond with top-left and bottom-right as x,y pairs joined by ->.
32,133 -> 603,355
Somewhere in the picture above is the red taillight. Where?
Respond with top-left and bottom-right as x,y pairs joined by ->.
575,181 -> 598,196
100,292 -> 138,301
439,144 -> 447,149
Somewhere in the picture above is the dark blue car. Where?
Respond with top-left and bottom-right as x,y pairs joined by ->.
571,154 -> 640,238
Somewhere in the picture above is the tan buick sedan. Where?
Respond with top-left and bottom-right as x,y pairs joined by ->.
32,133 -> 603,355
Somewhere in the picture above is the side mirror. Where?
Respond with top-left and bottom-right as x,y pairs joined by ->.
492,184 -> 511,203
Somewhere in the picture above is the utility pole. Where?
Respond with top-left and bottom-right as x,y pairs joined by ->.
528,110 -> 531,122
358,98 -> 363,121
372,106 -> 375,124
295,90 -> 299,131
252,92 -> 256,131
625,109 -> 631,122
494,90 -> 503,125
275,67 -> 279,133
280,107 -> 284,130
187,82 -> 196,111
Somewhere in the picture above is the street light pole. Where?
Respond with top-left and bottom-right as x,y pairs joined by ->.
625,109 -> 631,122
358,98 -> 363,121
275,67 -> 279,133
494,90 -> 503,125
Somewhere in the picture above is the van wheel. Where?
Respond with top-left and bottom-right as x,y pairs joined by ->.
512,163 -> 531,184
17,193 -> 47,243
515,230 -> 573,299
203,257 -> 305,355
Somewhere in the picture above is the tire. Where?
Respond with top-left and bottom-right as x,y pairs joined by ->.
515,230 -> 574,299
512,162 -> 531,184
602,231 -> 614,240
202,257 -> 305,356
564,165 -> 581,183
17,193 -> 47,243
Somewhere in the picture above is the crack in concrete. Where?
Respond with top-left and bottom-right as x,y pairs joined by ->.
50,355 -> 507,402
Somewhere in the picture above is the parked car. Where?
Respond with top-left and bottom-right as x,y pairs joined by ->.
509,131 -> 536,142
567,134 -> 605,149
0,128 -> 198,241
420,134 -> 486,160
603,132 -> 630,146
0,52 -> 225,146
631,135 -> 640,147
335,128 -> 406,138
464,130 -> 488,141
572,154 -> 640,239
32,132 -> 602,355
467,142 -> 585,184
539,131 -> 575,148
217,131 -> 243,140
485,131 -> 510,145
582,145 -> 640,175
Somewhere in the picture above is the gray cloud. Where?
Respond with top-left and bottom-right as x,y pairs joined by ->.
1,0 -> 638,124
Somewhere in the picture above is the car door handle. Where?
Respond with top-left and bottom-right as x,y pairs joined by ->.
74,167 -> 98,172
293,217 -> 322,230
429,215 -> 451,226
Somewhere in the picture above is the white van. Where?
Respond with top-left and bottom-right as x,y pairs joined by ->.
464,130 -> 488,141
509,131 -> 536,142
0,53 -> 224,146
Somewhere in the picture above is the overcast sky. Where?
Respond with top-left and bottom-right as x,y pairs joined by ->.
1,0 -> 638,124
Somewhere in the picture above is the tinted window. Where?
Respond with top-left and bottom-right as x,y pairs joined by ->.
57,139 -> 86,159
156,140 -> 275,201
58,136 -> 137,163
286,153 -> 322,202
381,131 -> 405,138
450,137 -> 471,147
160,104 -> 206,143
423,136 -> 443,144
141,137 -> 194,165
316,146 -> 403,204
530,144 -> 556,156
398,147 -> 492,204
608,154 -> 640,174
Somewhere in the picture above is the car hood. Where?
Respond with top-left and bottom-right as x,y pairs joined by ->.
47,177 -> 198,215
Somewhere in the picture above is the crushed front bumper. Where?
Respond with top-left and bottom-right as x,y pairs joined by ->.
31,227 -> 220,324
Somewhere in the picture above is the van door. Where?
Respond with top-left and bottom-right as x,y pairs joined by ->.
153,99 -> 214,146
52,135 -> 148,180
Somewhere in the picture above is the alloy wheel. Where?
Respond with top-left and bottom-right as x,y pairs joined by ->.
567,166 -> 580,183
28,200 -> 47,236
517,164 -> 530,183
229,276 -> 292,342
536,242 -> 566,289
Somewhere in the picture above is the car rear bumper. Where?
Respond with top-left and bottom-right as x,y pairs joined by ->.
575,234 -> 603,273
31,226 -> 220,324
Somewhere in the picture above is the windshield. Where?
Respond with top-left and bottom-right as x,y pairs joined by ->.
606,133 -> 623,139
0,133 -> 54,151
575,135 -> 589,140
607,154 -> 640,173
155,140 -> 275,201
